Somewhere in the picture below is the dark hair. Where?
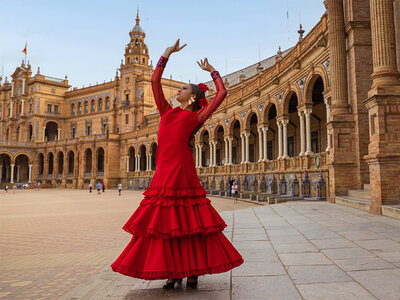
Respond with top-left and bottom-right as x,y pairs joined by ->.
189,84 -> 205,112
188,84 -> 206,149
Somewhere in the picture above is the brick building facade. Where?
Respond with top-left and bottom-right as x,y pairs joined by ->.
1,1 -> 399,215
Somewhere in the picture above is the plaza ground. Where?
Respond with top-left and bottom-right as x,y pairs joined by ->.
1,189 -> 400,299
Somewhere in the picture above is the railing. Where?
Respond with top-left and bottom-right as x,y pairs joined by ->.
44,76 -> 65,83
38,174 -> 43,178
47,174 -> 53,179
67,173 -> 73,178
57,173 -> 63,178
96,172 -> 104,177
84,172 -> 91,177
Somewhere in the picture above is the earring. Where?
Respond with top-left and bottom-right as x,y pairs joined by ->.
189,97 -> 195,105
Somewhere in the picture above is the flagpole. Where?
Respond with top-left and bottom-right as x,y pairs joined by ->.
25,41 -> 27,65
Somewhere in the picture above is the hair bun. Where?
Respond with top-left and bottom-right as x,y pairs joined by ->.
197,83 -> 209,93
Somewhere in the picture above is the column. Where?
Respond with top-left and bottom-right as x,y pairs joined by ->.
213,141 -> 217,166
228,137 -> 233,165
135,155 -> 139,171
209,141 -> 213,167
298,112 -> 305,156
21,99 -> 25,115
324,99 -> 331,152
43,128 -> 46,142
224,138 -> 229,165
11,82 -> 14,98
258,128 -> 263,162
262,127 -> 268,161
28,164 -> 32,183
16,165 -> 20,182
10,164 -> 14,183
277,121 -> 282,159
304,109 -> 313,155
282,119 -> 289,159
370,0 -> 400,88
240,134 -> 245,164
148,153 -> 152,171
195,145 -> 199,167
0,165 -> 2,183
327,0 -> 349,115
245,132 -> 250,163
9,101 -> 14,118
126,156 -> 129,172
57,128 -> 61,140
199,145 -> 203,167
22,78 -> 26,95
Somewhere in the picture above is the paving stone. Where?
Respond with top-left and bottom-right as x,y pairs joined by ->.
374,251 -> 400,262
311,238 -> 357,249
354,239 -> 400,252
269,234 -> 308,244
233,233 -> 268,241
333,257 -> 396,271
278,253 -> 333,266
349,269 -> 400,300
287,265 -> 353,284
273,243 -> 319,253
322,248 -> 375,260
232,261 -> 286,276
232,240 -> 272,251
296,282 -> 377,300
340,230 -> 384,240
232,276 -> 301,300
239,249 -> 280,262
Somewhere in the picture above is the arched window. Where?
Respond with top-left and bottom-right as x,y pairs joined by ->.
91,100 -> 95,112
98,98 -> 103,111
78,102 -> 82,115
84,101 -> 88,113
71,103 -> 75,116
105,97 -> 110,110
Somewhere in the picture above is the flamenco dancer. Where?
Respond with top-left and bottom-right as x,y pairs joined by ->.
111,39 -> 243,289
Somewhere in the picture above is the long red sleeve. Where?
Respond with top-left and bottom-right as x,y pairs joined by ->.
151,56 -> 172,117
197,71 -> 227,123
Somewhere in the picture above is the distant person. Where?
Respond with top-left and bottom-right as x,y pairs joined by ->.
118,183 -> 122,196
102,182 -> 105,193
89,182 -> 93,193
12,185 -> 16,194
97,182 -> 101,194
231,181 -> 239,204
37,181 -> 41,191
228,178 -> 234,197
4,185 -> 8,193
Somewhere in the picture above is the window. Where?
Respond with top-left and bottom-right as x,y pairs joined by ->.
30,87 -> 33,93
125,114 -> 129,124
51,88 -> 56,94
54,105 -> 59,113
142,58 -> 145,64
29,103 -> 33,113
72,127 -> 76,138
98,99 -> 103,111
288,136 -> 294,157
78,102 -> 82,115
71,104 -> 75,115
87,125 -> 91,135
37,85 -> 40,91
91,100 -> 95,112
84,102 -> 88,113
47,104 -> 52,112
105,97 -> 110,110
311,131 -> 319,153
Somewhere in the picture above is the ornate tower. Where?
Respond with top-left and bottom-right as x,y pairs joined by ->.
119,9 -> 153,131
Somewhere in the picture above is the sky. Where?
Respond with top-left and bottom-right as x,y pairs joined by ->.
0,0 -> 326,88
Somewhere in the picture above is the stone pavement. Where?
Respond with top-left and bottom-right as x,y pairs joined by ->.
0,189 -> 256,299
60,201 -> 400,300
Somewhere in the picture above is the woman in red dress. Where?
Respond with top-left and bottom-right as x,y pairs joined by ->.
111,39 -> 243,289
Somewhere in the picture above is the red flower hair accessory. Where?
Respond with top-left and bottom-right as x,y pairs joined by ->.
198,83 -> 209,93
198,98 -> 208,108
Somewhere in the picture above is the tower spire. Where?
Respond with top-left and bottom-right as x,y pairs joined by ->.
136,6 -> 140,25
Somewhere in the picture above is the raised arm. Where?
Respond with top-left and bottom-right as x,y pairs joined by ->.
151,56 -> 171,117
151,39 -> 187,117
196,70 -> 227,123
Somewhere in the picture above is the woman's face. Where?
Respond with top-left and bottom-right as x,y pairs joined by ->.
176,84 -> 195,103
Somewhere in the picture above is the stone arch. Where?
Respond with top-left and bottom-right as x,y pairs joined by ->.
139,144 -> 146,171
96,147 -> 105,172
57,151 -> 64,174
27,123 -> 33,141
0,153 -> 12,183
98,98 -> 103,111
151,142 -> 157,170
105,96 -> 110,110
77,101 -> 82,115
90,98 -> 96,112
71,103 -> 75,115
261,98 -> 280,124
14,154 -> 30,182
282,86 -> 301,115
47,152 -> 54,175
244,108 -> 260,130
128,146 -> 135,171
304,67 -> 328,105
44,121 -> 59,141
38,153 -> 45,175
227,117 -> 242,135
198,127 -> 210,142
84,100 -> 89,114
67,150 -> 75,174
84,148 -> 93,174
214,124 -> 225,165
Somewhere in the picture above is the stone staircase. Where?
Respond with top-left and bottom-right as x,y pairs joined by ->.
336,183 -> 400,219
335,184 -> 371,211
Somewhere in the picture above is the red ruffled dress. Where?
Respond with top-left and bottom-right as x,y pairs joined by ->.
111,56 -> 243,280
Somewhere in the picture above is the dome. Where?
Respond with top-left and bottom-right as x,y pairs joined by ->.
132,24 -> 144,33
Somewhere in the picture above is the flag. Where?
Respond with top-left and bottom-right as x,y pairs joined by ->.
22,43 -> 27,55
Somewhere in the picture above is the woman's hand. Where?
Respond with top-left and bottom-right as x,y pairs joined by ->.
163,39 -> 187,58
197,58 -> 215,73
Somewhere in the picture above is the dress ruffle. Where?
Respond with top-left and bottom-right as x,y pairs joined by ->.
122,198 -> 227,238
111,233 -> 244,280
143,186 -> 207,198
